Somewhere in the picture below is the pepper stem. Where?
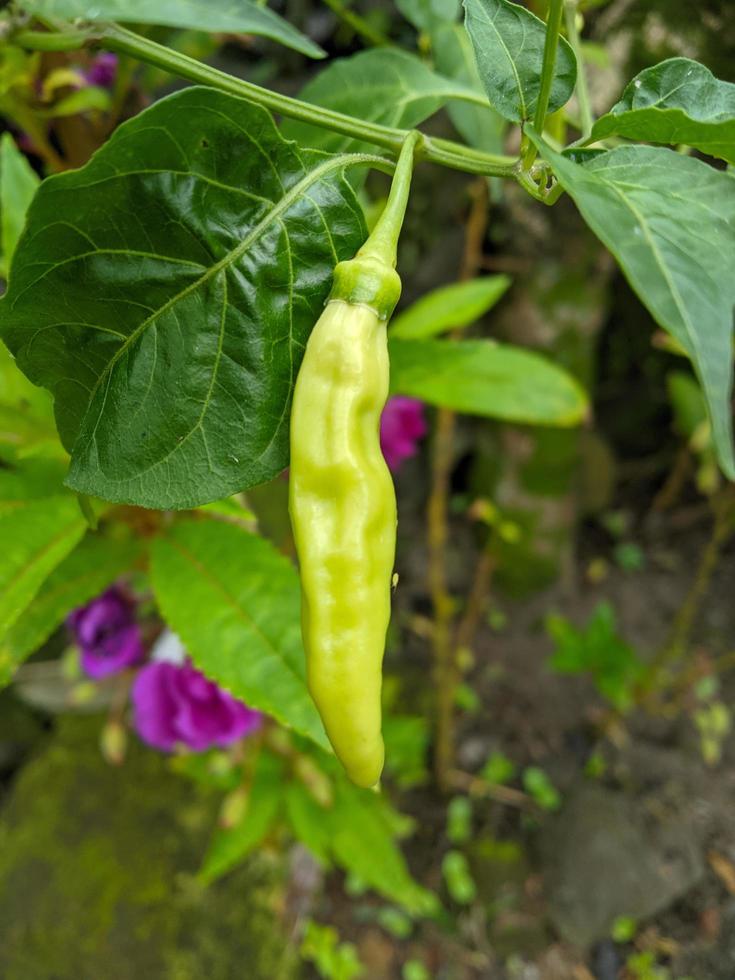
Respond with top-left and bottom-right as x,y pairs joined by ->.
357,130 -> 421,269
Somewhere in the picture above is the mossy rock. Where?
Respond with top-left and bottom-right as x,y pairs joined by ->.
0,716 -> 300,980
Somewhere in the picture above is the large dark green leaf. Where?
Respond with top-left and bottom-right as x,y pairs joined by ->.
0,532 -> 141,688
16,0 -> 324,58
389,337 -> 588,426
533,136 -> 735,478
463,0 -> 577,123
281,48 -> 486,154
1,87 -> 366,509
591,58 -> 735,165
150,519 -> 329,750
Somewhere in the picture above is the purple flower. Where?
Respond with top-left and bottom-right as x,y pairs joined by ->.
380,396 -> 427,471
132,660 -> 262,752
67,586 -> 144,679
84,52 -> 118,89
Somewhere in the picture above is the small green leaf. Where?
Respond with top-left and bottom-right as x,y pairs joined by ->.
16,0 -> 325,58
522,766 -> 561,812
0,532 -> 141,689
391,276 -> 510,339
533,135 -> 735,478
389,337 -> 588,426
2,87 -> 366,508
281,48 -> 486,154
39,85 -> 111,119
591,58 -> 735,164
0,491 -> 87,636
547,602 -> 643,709
0,133 -> 39,279
328,780 -> 437,915
200,751 -> 284,883
481,750 -> 516,786
441,850 -> 476,904
667,371 -> 707,440
284,782 -> 332,863
446,796 -> 473,844
397,0 -> 460,33
463,0 -> 577,123
0,342 -> 59,462
150,519 -> 329,750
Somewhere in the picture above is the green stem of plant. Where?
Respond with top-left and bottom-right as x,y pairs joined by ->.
11,28 -> 97,51
563,0 -> 593,138
13,21 -> 518,178
522,0 -> 565,170
320,0 -> 391,47
359,131 -> 420,268
106,25 -> 519,176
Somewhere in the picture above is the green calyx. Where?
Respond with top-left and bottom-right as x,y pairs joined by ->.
329,256 -> 401,320
328,130 -> 419,319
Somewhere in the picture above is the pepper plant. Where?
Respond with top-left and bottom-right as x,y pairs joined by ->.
0,0 -> 734,916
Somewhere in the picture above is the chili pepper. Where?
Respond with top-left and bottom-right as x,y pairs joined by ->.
289,134 -> 419,787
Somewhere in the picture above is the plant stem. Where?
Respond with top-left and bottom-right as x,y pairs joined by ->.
13,21 -> 518,177
359,131 -> 420,267
320,0 -> 392,47
430,178 -> 489,792
11,28 -> 96,51
563,0 -> 593,138
522,0 -> 565,169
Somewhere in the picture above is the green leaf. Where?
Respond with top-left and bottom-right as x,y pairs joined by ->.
16,0 -> 324,58
281,48 -> 486,154
284,781 -> 332,863
0,133 -> 39,280
0,491 -> 87,635
0,345 -> 58,462
0,531 -> 141,688
2,87 -> 366,509
396,0 -> 460,33
391,276 -> 510,339
522,767 -> 561,811
39,85 -> 112,119
0,457 -> 69,513
667,371 -> 707,440
327,781 -> 437,915
431,22 -> 506,154
591,58 -> 735,165
388,337 -> 588,425
200,751 -> 284,883
547,602 -> 643,710
150,519 -> 329,750
533,136 -> 735,478
463,0 -> 577,123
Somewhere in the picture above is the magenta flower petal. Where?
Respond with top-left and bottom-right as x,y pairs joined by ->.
132,660 -> 262,753
81,623 -> 144,680
84,52 -> 118,88
132,662 -> 180,751
68,586 -> 144,679
380,396 -> 428,471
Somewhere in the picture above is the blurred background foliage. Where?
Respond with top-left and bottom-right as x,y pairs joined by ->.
0,1 -> 734,978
